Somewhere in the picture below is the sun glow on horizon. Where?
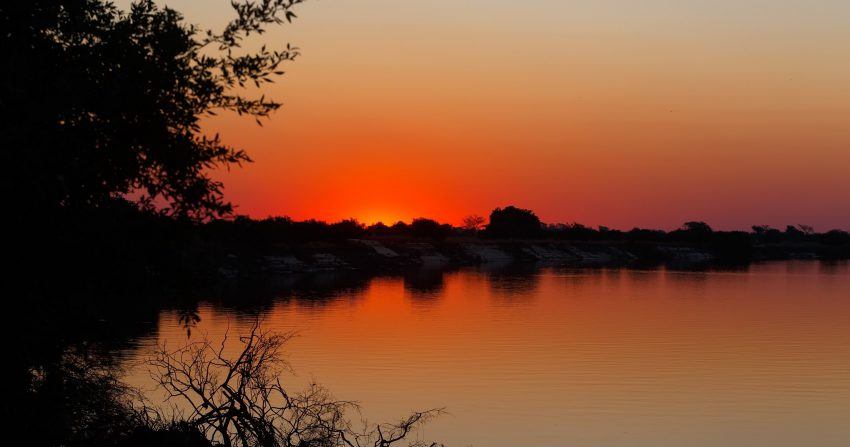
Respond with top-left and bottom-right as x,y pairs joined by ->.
166,0 -> 850,231
357,211 -> 406,226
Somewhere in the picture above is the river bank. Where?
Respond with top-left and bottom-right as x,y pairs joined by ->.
217,237 -> 847,277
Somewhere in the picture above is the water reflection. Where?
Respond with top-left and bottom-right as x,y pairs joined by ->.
819,259 -> 849,275
403,268 -> 447,300
485,263 -> 542,298
91,262 -> 850,447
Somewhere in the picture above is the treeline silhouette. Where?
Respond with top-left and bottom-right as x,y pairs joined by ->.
205,205 -> 849,248
12,197 -> 850,308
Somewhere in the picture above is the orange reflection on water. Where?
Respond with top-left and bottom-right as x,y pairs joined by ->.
128,261 -> 850,447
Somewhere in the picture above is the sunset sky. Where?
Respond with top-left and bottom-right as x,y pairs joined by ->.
131,1 -> 850,230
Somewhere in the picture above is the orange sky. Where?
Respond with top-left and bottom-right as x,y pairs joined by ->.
137,1 -> 850,229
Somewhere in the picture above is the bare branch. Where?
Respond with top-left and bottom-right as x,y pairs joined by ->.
146,322 -> 443,447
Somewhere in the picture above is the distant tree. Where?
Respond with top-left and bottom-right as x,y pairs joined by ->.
2,0 -> 305,220
597,225 -> 624,240
485,206 -> 542,238
410,218 -> 452,239
785,225 -> 804,238
820,229 -> 850,246
751,225 -> 771,235
682,221 -> 713,234
547,222 -> 599,240
797,224 -> 815,235
627,227 -> 667,241
751,225 -> 784,244
390,220 -> 410,234
329,218 -> 365,239
462,215 -> 486,233
667,221 -> 713,243
366,221 -> 390,236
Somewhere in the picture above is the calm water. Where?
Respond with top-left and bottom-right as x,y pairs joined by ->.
123,261 -> 850,446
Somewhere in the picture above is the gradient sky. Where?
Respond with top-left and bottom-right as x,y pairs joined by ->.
128,1 -> 850,230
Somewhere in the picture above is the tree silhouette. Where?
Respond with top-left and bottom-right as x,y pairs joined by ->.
462,215 -> 486,233
670,221 -> 713,243
410,217 -> 452,239
682,221 -> 713,234
2,0 -> 304,220
751,225 -> 771,235
797,224 -> 815,235
485,206 -> 543,238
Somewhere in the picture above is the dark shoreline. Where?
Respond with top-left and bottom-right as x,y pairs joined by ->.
217,237 -> 849,277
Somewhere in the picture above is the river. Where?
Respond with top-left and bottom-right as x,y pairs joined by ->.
120,261 -> 850,446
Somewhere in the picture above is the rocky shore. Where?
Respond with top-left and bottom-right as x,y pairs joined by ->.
217,237 -> 840,277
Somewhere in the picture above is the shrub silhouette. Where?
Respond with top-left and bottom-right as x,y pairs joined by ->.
147,324 -> 444,447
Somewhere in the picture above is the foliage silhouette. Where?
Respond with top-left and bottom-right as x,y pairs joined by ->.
17,346 -> 163,447
669,221 -> 714,243
681,221 -> 713,234
410,218 -> 454,239
2,0 -> 304,220
485,206 -> 543,238
461,215 -> 486,233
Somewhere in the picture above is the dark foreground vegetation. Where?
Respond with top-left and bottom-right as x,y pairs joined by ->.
17,320 -> 443,447
5,1 -> 444,446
